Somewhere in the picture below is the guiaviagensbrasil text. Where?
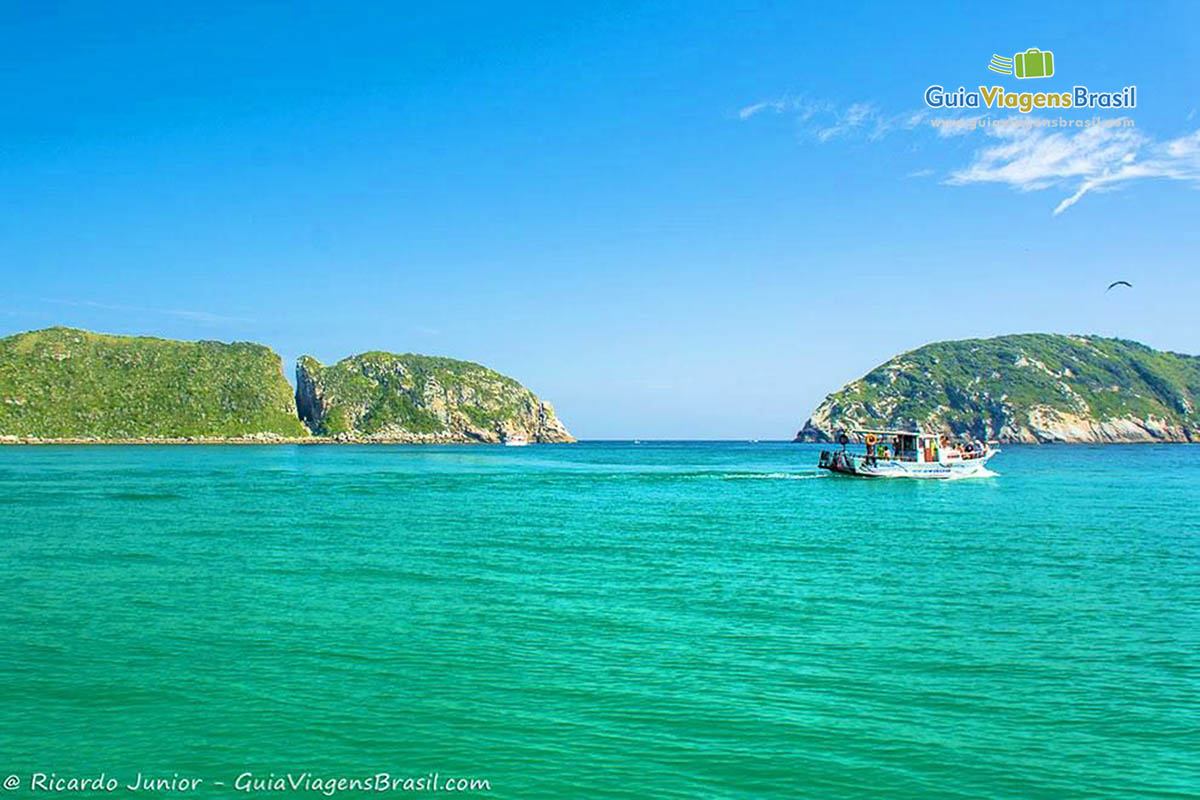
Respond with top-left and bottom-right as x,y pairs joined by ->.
925,85 -> 1136,114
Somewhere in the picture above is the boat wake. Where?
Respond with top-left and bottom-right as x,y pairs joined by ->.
942,467 -> 999,480
721,472 -> 828,481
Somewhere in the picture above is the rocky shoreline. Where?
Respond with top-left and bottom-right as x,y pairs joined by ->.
0,433 -> 567,446
0,431 -> 577,446
795,409 -> 1197,444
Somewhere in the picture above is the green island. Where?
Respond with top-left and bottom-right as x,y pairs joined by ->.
0,327 -> 306,440
796,333 -> 1199,443
0,327 -> 573,444
296,352 -> 574,443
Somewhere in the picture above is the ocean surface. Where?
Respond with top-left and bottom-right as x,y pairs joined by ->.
1,442 -> 1196,798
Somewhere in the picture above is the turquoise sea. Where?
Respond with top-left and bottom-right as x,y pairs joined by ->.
1,442 -> 1197,798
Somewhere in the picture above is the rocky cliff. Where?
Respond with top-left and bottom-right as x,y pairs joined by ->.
295,351 -> 574,443
795,334 -> 1199,444
0,327 -> 308,439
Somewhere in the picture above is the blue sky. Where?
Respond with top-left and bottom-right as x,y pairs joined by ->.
2,1 -> 1198,438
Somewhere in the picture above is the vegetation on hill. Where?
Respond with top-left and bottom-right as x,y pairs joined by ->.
796,334 -> 1199,443
296,351 -> 574,442
0,327 -> 308,438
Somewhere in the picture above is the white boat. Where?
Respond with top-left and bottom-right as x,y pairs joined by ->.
818,428 -> 998,479
503,434 -> 529,447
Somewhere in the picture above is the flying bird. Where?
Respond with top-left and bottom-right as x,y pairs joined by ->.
1106,280 -> 1132,291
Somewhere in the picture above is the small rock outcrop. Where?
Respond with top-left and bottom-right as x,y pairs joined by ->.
795,333 -> 1199,444
295,351 -> 575,443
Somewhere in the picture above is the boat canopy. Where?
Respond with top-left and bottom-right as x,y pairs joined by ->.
852,428 -> 924,437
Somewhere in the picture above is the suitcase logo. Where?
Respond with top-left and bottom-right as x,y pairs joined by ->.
988,48 -> 1055,79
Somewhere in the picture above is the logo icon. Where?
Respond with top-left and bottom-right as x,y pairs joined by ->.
988,48 -> 1055,79
988,54 -> 1014,75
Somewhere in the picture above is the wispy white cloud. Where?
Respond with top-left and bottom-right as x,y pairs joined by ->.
947,122 -> 1145,193
816,102 -> 876,142
947,121 -> 1200,215
736,95 -> 836,124
736,96 -> 821,120
739,95 -> 926,143
737,101 -> 769,120
737,93 -> 1200,214
44,299 -> 249,325
738,100 -> 776,120
1,309 -> 54,320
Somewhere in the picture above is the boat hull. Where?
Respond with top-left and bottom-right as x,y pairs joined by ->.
818,450 -> 997,479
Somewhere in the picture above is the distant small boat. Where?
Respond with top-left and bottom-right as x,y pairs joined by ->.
818,428 -> 998,479
503,434 -> 529,447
